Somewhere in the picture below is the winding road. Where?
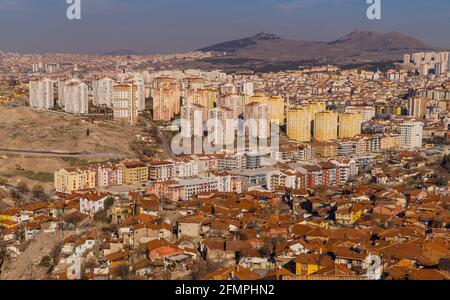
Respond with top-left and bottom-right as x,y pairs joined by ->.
139,117 -> 177,160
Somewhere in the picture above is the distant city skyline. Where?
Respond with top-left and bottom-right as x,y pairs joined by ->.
0,0 -> 449,54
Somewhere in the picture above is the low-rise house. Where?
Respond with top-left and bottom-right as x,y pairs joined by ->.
79,192 -> 111,215
177,215 -> 204,238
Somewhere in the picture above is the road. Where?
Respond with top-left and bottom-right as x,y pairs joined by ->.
0,148 -> 123,158
139,117 -> 177,160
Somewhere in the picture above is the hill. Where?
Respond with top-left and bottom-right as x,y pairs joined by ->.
198,31 -> 436,63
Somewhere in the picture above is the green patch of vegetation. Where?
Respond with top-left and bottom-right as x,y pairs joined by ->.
39,255 -> 52,268
61,157 -> 89,166
20,170 -> 54,182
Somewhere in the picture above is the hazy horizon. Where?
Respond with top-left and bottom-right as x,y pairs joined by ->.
0,0 -> 449,54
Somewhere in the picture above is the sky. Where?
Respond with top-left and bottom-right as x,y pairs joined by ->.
0,0 -> 449,54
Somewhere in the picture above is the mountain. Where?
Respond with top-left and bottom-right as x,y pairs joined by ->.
102,49 -> 139,56
198,31 -> 435,62
328,30 -> 431,51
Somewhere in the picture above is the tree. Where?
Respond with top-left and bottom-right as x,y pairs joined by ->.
94,210 -> 111,224
17,182 -> 29,193
104,196 -> 115,209
32,185 -> 45,199
441,154 -> 450,171
115,265 -> 130,280
39,255 -> 52,268
50,242 -> 62,266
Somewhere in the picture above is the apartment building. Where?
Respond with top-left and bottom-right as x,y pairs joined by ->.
29,78 -> 54,110
345,106 -> 375,123
61,79 -> 89,114
93,77 -> 114,107
148,161 -> 175,182
175,158 -> 199,179
314,110 -> 338,142
207,107 -> 236,148
119,161 -> 149,184
313,141 -> 338,158
339,112 -> 362,139
217,94 -> 244,119
151,76 -> 181,122
54,167 -> 96,193
329,158 -> 358,182
271,144 -> 313,163
247,95 -> 285,124
181,103 -> 207,138
244,102 -> 271,139
167,178 -> 218,201
400,122 -> 424,149
112,83 -> 139,126
93,163 -> 123,188
213,171 -> 243,193
287,107 -> 311,142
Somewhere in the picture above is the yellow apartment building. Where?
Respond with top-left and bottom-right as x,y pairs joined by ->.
314,110 -> 338,142
54,167 -> 96,193
287,107 -> 311,142
313,141 -> 338,158
339,112 -> 362,139
119,161 -> 149,184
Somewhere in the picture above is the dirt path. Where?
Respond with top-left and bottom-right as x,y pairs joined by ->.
1,231 -> 66,280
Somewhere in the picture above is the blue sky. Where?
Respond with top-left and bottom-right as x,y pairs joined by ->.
0,0 -> 449,53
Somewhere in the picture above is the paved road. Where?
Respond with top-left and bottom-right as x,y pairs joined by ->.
139,117 -> 177,160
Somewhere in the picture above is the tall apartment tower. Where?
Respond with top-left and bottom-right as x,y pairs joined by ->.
400,122 -> 423,149
287,107 -> 311,142
408,97 -> 427,119
244,102 -> 271,139
29,78 -> 54,110
93,77 -> 114,107
181,103 -> 207,138
151,76 -> 181,122
339,112 -> 362,139
129,77 -> 146,111
247,95 -> 285,124
62,79 -> 88,114
305,102 -> 327,121
112,83 -> 139,126
314,110 -> 338,142
207,107 -> 235,147
217,94 -> 244,119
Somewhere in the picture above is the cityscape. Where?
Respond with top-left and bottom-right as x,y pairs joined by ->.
0,0 -> 449,284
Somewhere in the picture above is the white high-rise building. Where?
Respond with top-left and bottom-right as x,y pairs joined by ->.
181,103 -> 206,138
207,107 -> 235,147
133,78 -> 146,111
62,79 -> 89,114
217,94 -> 243,119
400,122 -> 423,149
244,102 -> 271,139
241,82 -> 254,96
29,78 -> 54,110
93,78 -> 114,107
